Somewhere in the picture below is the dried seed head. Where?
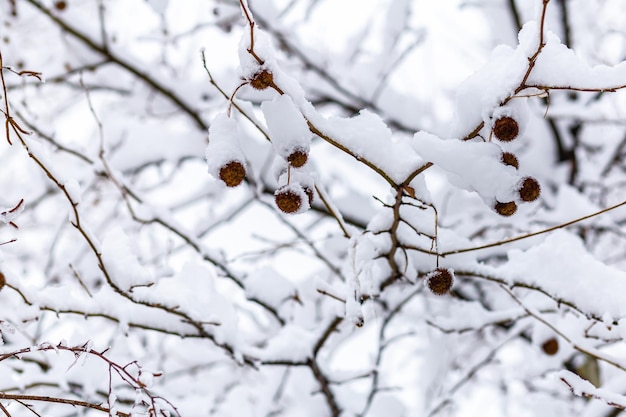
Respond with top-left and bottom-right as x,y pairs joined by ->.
493,116 -> 519,142
287,149 -> 308,168
426,268 -> 454,296
275,187 -> 303,214
0,272 -> 5,291
518,177 -> 541,202
494,201 -> 517,217
541,338 -> 559,355
249,69 -> 274,90
54,1 -> 67,10
218,160 -> 246,187
501,152 -> 519,169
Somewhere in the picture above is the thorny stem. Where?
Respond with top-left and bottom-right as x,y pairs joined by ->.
0,393 -> 130,417
0,343 -> 180,417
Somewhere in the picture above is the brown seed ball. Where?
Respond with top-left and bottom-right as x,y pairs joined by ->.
493,116 -> 519,142
54,1 -> 67,10
501,152 -> 519,169
249,69 -> 274,90
218,160 -> 246,187
541,338 -> 559,355
287,149 -> 308,168
518,177 -> 541,202
426,268 -> 454,296
0,272 -> 5,291
494,201 -> 517,217
275,187 -> 302,214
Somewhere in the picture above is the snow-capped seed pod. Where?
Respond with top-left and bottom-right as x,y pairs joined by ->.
494,201 -> 517,216
501,151 -> 519,169
218,161 -> 246,187
276,165 -> 315,206
426,268 -> 454,295
249,69 -> 274,90
275,183 -> 311,214
518,176 -> 541,202
238,26 -> 279,89
493,116 -> 519,142
206,113 -> 247,187
287,148 -> 308,168
261,95 -> 311,167
490,99 -> 529,142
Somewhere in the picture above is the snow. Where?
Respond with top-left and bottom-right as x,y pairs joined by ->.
254,324 -> 315,362
529,32 -> 626,89
412,131 -> 520,203
238,26 -> 279,83
206,112 -> 247,180
499,230 -> 626,319
236,27 -> 425,185
346,238 -> 365,326
312,109 -> 424,184
558,370 -> 626,409
64,179 -> 82,205
261,94 -> 311,160
101,227 -> 154,291
449,22 -> 539,137
245,266 -> 296,308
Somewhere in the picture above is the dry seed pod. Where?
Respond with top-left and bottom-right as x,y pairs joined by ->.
426,268 -> 454,296
54,1 -> 67,10
287,149 -> 308,168
518,177 -> 541,202
541,338 -> 559,355
0,272 -> 5,291
493,116 -> 519,142
249,69 -> 274,90
275,186 -> 304,214
501,152 -> 519,169
218,160 -> 246,187
494,201 -> 517,217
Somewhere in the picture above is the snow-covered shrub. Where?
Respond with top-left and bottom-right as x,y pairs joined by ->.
0,0 -> 625,416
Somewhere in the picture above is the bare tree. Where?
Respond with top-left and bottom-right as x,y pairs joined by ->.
1,0 -> 626,416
